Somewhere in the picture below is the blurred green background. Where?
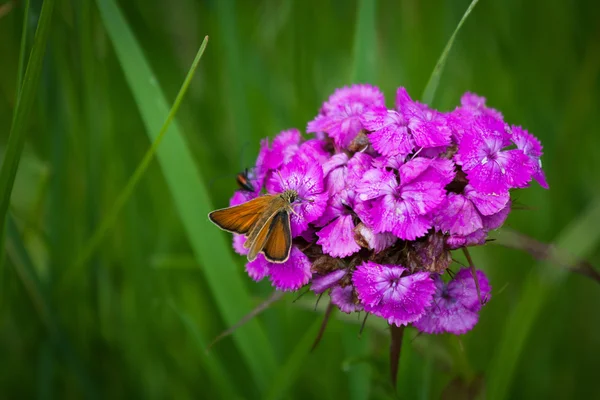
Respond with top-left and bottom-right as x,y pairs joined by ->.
1,0 -> 599,398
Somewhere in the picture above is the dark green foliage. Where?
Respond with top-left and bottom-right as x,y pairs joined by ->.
1,0 -> 599,398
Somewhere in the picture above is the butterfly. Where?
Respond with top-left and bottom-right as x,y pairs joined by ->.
209,189 -> 298,263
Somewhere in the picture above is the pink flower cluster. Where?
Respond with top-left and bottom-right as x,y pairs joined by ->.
229,85 -> 547,334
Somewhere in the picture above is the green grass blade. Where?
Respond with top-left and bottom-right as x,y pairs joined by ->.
6,215 -> 98,397
0,0 -> 55,264
70,36 -> 208,272
421,0 -> 479,105
216,0 -> 249,147
5,215 -> 53,331
95,0 -> 277,389
265,316 -> 321,400
351,0 -> 377,83
16,0 -> 31,92
487,198 -> 600,400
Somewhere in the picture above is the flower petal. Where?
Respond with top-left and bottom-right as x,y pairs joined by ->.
269,247 -> 312,291
435,193 -> 483,236
311,269 -> 346,294
464,184 -> 509,216
331,285 -> 363,313
316,214 -> 361,258
245,256 -> 270,282
352,262 -> 435,326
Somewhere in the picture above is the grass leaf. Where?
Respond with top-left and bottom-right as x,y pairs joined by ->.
351,0 -> 377,83
70,37 -> 208,271
486,198 -> 600,400
0,0 -> 55,266
95,0 -> 277,390
421,0 -> 479,105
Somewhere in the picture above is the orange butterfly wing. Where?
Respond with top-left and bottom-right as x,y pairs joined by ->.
247,212 -> 274,261
208,195 -> 275,235
262,211 -> 292,263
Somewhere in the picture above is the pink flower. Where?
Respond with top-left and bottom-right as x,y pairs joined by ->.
414,268 -> 491,334
352,261 -> 436,326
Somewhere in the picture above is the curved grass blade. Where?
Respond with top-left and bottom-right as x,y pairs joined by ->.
16,0 -> 31,92
421,0 -> 480,105
487,199 -> 600,400
351,0 -> 377,83
94,0 -> 277,389
69,36 -> 208,273
0,0 -> 54,269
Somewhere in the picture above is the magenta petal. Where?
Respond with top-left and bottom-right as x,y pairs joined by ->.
232,234 -> 248,255
407,113 -> 452,149
321,84 -> 386,115
361,109 -> 414,157
460,92 -> 504,121
355,223 -> 397,253
331,285 -> 363,313
267,162 -> 327,235
245,256 -> 270,282
307,114 -> 335,135
435,193 -> 483,236
448,268 -> 491,311
323,153 -> 349,177
465,164 -> 506,194
511,126 -> 548,189
311,269 -> 346,294
263,129 -> 301,170
414,269 -> 490,334
229,190 -> 253,207
495,149 -> 533,189
325,164 -> 347,198
370,195 -> 432,240
399,158 -> 433,184
400,179 -> 446,215
464,184 -> 509,216
268,247 -> 312,291
352,262 -> 436,326
446,229 -> 487,249
317,214 -> 361,258
533,168 -> 549,189
414,304 -> 479,335
292,139 -> 331,166
356,168 -> 396,201
391,213 -> 432,241
352,262 -> 407,307
481,201 -> 511,230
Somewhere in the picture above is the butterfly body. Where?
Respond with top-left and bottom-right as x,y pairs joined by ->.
209,189 -> 298,263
